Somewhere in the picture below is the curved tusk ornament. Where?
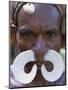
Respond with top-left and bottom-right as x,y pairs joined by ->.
41,50 -> 65,82
12,50 -> 37,84
23,3 -> 35,14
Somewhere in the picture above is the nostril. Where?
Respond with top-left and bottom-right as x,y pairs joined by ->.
24,62 -> 34,73
44,61 -> 54,72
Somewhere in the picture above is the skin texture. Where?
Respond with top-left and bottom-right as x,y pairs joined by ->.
10,4 -> 65,87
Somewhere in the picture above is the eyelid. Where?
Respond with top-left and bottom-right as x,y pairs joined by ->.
45,29 -> 58,35
19,28 -> 33,35
47,31 -> 57,35
19,28 -> 32,32
19,28 -> 37,37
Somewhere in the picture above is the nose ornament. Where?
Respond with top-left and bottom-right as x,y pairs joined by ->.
11,50 -> 65,84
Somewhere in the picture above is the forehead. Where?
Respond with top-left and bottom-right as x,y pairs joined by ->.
17,4 -> 61,30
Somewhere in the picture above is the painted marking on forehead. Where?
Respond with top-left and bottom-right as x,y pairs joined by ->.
18,4 -> 61,19
23,3 -> 35,14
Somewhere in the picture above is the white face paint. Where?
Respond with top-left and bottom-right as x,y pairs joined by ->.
41,50 -> 65,82
23,3 -> 35,14
12,50 -> 37,84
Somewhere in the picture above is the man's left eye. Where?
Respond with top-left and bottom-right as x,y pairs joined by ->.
46,32 -> 57,37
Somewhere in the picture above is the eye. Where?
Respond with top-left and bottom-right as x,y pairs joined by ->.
46,31 -> 57,38
19,29 -> 36,41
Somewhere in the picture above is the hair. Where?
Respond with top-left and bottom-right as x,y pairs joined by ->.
10,2 -> 26,25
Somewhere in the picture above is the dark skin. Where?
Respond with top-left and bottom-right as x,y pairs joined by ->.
11,4 -> 64,87
16,4 -> 62,52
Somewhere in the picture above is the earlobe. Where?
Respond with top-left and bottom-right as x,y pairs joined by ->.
61,34 -> 66,48
10,24 -> 17,45
11,23 -> 16,28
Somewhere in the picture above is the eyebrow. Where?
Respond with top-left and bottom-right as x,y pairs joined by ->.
18,26 -> 36,35
46,29 -> 58,33
45,24 -> 59,30
18,25 -> 60,35
42,27 -> 60,37
18,26 -> 32,31
43,26 -> 59,33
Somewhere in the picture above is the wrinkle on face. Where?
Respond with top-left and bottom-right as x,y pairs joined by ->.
16,4 -> 62,53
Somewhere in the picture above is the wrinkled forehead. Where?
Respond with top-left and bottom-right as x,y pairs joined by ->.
17,4 -> 61,29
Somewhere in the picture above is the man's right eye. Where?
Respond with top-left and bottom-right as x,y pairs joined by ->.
19,29 -> 36,41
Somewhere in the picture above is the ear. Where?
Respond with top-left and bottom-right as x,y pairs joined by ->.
61,5 -> 66,48
57,5 -> 66,48
10,23 -> 17,45
61,13 -> 66,48
61,34 -> 66,48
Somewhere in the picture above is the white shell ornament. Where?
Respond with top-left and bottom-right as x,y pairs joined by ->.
41,50 -> 65,82
12,50 -> 37,84
23,3 -> 35,14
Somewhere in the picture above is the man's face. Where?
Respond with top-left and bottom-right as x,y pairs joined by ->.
16,4 -> 62,59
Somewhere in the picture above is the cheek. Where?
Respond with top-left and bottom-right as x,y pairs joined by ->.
51,37 -> 61,52
19,40 -> 61,52
19,42 -> 32,51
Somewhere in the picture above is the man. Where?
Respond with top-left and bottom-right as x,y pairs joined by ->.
9,2 -> 66,88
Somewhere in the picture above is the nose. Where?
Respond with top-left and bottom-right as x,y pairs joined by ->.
32,35 -> 49,62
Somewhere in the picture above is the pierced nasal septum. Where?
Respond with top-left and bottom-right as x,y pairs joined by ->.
11,49 -> 65,84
